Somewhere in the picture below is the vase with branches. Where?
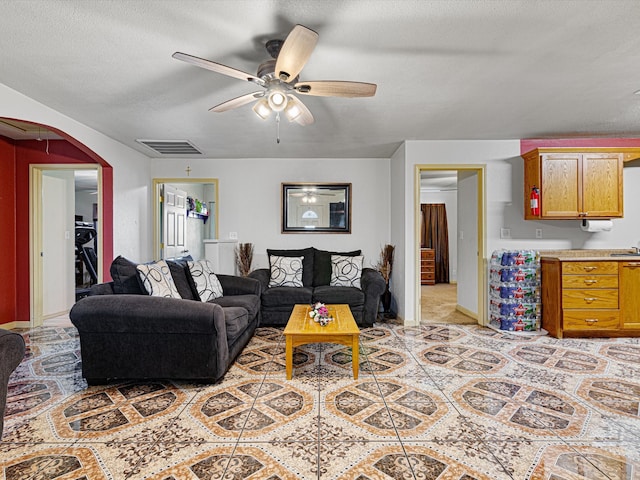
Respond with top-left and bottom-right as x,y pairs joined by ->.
235,243 -> 254,277
376,244 -> 395,316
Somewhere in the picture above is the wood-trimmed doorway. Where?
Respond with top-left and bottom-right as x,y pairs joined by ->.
415,164 -> 486,325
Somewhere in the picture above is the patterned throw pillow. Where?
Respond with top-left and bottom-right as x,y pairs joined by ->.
187,259 -> 224,302
269,255 -> 304,287
136,260 -> 181,298
330,255 -> 364,288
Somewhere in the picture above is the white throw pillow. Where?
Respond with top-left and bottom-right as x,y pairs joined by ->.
330,255 -> 364,288
187,259 -> 224,302
269,255 -> 304,287
136,260 -> 181,298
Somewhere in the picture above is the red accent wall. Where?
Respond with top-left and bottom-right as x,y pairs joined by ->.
521,138 -> 640,154
0,128 -> 113,325
0,136 -> 17,325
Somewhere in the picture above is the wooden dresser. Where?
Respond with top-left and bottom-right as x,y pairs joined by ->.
541,253 -> 640,338
420,248 -> 435,285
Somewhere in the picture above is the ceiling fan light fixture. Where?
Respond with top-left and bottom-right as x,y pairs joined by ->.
252,98 -> 271,120
284,96 -> 302,122
268,90 -> 288,112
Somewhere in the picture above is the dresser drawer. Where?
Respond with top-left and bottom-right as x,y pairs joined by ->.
562,289 -> 618,309
563,310 -> 620,330
562,274 -> 618,289
562,262 -> 618,275
421,249 -> 435,260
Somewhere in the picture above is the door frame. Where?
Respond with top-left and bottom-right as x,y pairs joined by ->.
152,178 -> 219,260
414,164 -> 486,325
30,164 -> 103,327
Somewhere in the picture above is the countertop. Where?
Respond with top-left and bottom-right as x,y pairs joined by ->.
539,249 -> 640,261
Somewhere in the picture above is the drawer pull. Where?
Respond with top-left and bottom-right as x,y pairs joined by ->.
584,318 -> 599,324
583,266 -> 597,272
583,279 -> 598,285
583,297 -> 597,303
628,263 -> 640,267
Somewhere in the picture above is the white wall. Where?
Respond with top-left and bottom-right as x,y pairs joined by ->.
456,170 -> 478,313
420,188 -> 458,282
389,143 -> 407,321
150,158 -> 391,270
398,140 -> 640,325
75,190 -> 96,223
0,82 -> 152,263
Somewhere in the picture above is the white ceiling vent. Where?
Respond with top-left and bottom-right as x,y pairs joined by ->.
136,139 -> 202,155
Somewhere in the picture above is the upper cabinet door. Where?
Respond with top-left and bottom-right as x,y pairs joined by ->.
540,153 -> 581,218
581,153 -> 623,218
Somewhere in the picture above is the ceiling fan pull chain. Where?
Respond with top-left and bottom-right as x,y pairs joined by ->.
276,112 -> 281,144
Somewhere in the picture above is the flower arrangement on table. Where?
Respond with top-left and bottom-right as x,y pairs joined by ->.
309,302 -> 334,326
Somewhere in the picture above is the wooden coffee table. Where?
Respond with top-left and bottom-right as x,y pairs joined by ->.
284,304 -> 360,380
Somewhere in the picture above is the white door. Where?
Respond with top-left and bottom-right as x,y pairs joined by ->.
162,184 -> 188,259
41,171 -> 75,320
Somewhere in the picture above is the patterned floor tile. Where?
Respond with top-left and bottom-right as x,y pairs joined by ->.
451,376 -> 590,439
50,381 -> 192,443
143,444 -> 300,480
5,322 -> 640,479
576,377 -> 640,420
527,443 -> 640,480
0,444 -> 110,479
338,442 -> 503,480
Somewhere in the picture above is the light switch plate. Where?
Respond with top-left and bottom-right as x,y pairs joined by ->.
500,228 -> 511,239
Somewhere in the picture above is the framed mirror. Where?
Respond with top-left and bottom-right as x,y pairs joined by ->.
282,183 -> 351,233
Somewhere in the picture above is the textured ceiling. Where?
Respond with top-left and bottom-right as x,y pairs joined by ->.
1,0 -> 639,159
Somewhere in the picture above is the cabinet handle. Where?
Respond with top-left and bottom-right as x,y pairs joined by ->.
583,266 -> 597,272
584,318 -> 599,324
583,279 -> 597,285
627,263 -> 640,267
583,297 -> 597,303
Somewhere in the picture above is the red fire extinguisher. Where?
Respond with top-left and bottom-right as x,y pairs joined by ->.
530,186 -> 540,216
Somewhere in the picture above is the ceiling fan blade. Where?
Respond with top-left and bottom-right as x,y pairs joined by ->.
209,91 -> 264,112
275,25 -> 319,82
294,81 -> 377,98
172,52 -> 265,86
289,96 -> 314,126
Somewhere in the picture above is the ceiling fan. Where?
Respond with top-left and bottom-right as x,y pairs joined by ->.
172,24 -> 377,127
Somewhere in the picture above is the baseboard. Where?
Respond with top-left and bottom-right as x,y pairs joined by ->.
0,321 -> 30,330
455,304 -> 477,320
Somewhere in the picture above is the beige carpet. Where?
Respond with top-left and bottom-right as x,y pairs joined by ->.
420,283 -> 477,325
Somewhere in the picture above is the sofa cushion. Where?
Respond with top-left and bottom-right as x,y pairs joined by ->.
137,260 -> 181,298
223,306 -> 250,344
269,255 -> 304,287
110,256 -> 146,295
267,248 -> 314,287
211,294 -> 260,320
166,260 -> 197,300
188,259 -> 224,302
330,255 -> 364,288
313,285 -> 365,306
262,286 -> 313,308
313,249 -> 361,286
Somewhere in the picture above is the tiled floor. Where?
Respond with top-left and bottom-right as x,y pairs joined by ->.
2,322 -> 640,479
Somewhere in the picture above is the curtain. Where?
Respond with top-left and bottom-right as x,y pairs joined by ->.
420,203 -> 450,284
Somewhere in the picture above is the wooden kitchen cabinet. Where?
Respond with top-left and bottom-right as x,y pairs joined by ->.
620,260 -> 640,329
522,148 -> 640,221
420,248 -> 435,285
523,149 -> 624,220
541,257 -> 640,338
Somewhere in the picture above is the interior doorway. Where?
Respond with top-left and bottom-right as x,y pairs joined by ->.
152,178 -> 219,261
30,164 -> 102,327
416,165 -> 486,326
